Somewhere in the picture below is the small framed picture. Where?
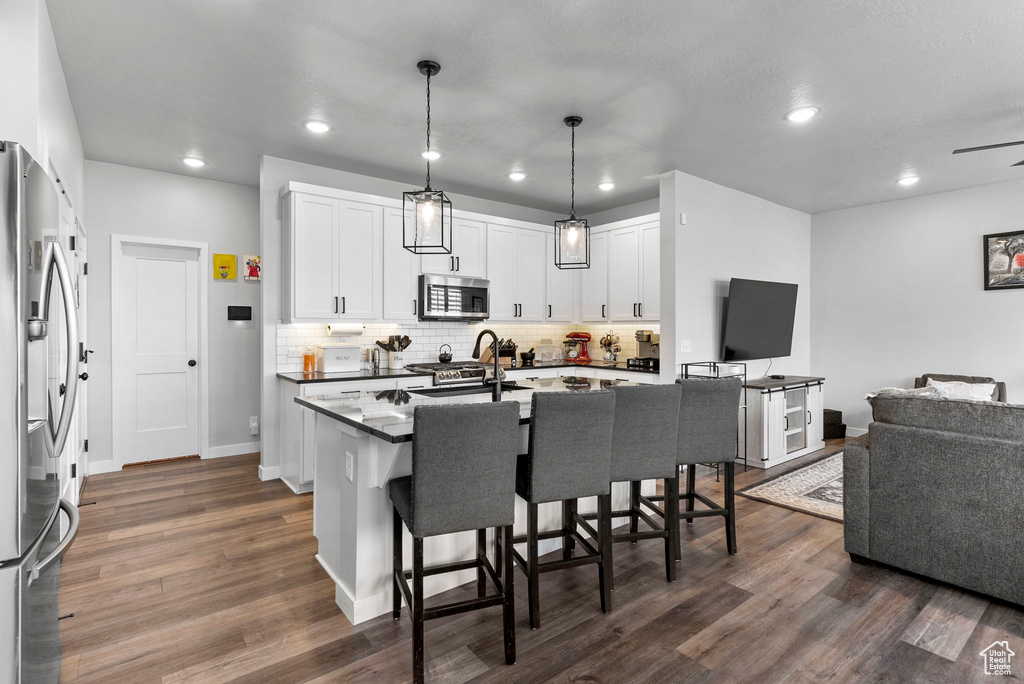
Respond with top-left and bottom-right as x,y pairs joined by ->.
213,253 -> 237,281
984,230 -> 1024,291
243,255 -> 261,281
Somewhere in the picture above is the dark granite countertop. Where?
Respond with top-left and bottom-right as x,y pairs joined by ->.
277,368 -> 432,384
294,376 -> 637,443
744,375 -> 825,390
505,360 -> 660,375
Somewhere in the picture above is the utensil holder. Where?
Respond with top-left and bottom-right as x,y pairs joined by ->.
388,351 -> 407,369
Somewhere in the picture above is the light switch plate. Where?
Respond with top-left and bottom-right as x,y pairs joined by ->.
679,213 -> 687,225
345,452 -> 354,482
680,339 -> 692,353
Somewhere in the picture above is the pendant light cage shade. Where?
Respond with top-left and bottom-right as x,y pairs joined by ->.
554,115 -> 590,269
403,188 -> 452,254
403,59 -> 453,255
554,217 -> 590,269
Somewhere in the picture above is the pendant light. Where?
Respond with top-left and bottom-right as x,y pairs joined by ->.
403,60 -> 452,254
554,116 -> 590,269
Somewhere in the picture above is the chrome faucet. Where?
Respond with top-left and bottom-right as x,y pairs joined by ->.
472,329 -> 502,402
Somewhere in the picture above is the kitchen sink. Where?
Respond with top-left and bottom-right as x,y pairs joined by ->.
407,382 -> 529,398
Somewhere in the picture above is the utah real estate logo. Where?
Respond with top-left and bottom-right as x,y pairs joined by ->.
979,641 -> 1015,676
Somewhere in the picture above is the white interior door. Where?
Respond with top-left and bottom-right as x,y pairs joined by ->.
120,244 -> 200,464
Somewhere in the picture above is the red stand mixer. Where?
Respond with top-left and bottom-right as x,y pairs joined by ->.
563,332 -> 592,365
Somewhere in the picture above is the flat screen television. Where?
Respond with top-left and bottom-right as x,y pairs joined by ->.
721,279 -> 798,361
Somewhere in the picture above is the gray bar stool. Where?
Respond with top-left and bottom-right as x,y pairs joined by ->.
390,402 -> 521,684
606,384 -> 682,583
508,390 -> 616,630
642,378 -> 742,559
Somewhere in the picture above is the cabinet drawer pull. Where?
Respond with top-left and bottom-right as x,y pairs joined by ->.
807,410 -> 812,425
450,256 -> 455,272
548,304 -> 552,318
638,302 -> 642,318
334,296 -> 339,314
413,299 -> 417,315
455,256 -> 460,272
341,296 -> 346,314
602,304 -> 606,318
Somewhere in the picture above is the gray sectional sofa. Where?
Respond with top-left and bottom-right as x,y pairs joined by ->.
844,393 -> 1024,605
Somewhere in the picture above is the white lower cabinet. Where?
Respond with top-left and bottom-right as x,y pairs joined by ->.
745,378 -> 825,469
280,378 -> 404,493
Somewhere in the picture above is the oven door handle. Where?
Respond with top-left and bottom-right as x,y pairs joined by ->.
29,499 -> 79,584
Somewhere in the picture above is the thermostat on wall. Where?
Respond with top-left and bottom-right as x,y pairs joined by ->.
228,305 -> 252,321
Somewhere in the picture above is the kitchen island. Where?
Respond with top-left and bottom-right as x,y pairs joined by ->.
295,376 -> 648,625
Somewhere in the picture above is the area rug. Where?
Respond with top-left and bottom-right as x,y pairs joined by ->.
736,452 -> 844,522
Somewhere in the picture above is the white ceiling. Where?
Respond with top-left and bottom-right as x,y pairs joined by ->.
47,0 -> 1024,215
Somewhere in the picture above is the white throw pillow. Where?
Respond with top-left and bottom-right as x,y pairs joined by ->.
926,378 -> 997,401
864,386 -> 941,400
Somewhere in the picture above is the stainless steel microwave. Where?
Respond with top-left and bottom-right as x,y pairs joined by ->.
418,275 -> 490,321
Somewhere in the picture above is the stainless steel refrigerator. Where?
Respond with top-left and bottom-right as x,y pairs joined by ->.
0,142 -> 82,683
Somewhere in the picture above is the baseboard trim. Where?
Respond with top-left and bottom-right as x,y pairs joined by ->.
87,460 -> 121,475
258,465 -> 281,481
207,441 -> 261,459
846,427 -> 868,437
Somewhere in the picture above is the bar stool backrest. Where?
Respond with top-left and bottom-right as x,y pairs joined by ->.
411,402 -> 521,538
676,377 -> 742,466
608,384 -> 681,482
525,390 -> 616,503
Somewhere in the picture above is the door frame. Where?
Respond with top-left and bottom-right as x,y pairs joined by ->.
110,235 -> 210,470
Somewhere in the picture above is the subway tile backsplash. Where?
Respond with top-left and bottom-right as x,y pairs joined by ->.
275,321 -> 658,372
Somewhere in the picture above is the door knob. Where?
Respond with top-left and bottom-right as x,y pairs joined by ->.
78,372 -> 88,381
188,359 -> 197,367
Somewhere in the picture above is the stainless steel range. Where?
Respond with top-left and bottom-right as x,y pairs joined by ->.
404,361 -> 490,386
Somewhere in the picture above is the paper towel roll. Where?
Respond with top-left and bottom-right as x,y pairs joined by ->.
326,323 -> 364,337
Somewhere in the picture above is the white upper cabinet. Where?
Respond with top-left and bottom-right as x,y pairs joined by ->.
639,222 -> 660,320
607,226 -> 641,321
286,193 -> 340,320
486,224 -> 546,322
606,221 -> 659,322
486,224 -> 517,321
581,232 -> 609,322
382,208 -> 419,321
420,218 -> 487,278
282,191 -> 381,322
337,200 -> 381,319
515,229 -> 546,321
546,233 -> 576,322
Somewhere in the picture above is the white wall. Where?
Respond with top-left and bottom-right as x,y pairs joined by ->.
0,0 -> 84,211
259,155 -> 565,478
659,170 -> 812,382
86,162 -> 261,472
811,178 -> 1024,431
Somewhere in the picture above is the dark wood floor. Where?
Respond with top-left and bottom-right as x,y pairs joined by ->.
59,443 -> 1023,683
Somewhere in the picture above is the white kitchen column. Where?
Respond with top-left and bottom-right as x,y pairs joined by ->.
658,171 -> 685,383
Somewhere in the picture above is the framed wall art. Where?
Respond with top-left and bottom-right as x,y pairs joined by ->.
984,230 -> 1024,291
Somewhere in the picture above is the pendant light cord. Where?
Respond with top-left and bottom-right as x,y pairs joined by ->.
425,70 -> 431,189
570,124 -> 575,218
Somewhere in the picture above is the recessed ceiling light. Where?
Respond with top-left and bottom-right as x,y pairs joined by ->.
421,150 -> 440,161
182,157 -> 205,168
598,182 -> 615,191
897,175 -> 920,186
785,107 -> 818,123
508,172 -> 526,181
304,121 -> 330,134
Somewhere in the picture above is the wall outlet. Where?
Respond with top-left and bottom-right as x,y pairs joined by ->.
249,416 -> 259,435
680,339 -> 692,353
345,452 -> 354,482
287,348 -> 303,358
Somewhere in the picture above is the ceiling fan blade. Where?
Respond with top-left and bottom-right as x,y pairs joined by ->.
1013,160 -> 1024,167
952,140 -> 1024,154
